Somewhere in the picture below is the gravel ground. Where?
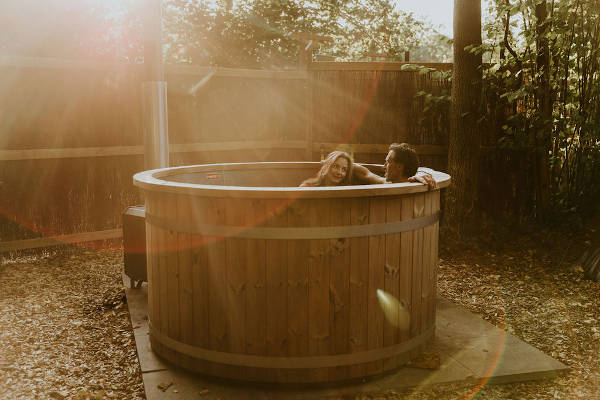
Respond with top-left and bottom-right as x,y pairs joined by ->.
0,223 -> 599,399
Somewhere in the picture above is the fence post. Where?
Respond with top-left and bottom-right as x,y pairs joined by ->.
292,34 -> 332,162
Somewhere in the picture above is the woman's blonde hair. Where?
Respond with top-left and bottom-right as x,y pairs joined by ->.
301,151 -> 354,187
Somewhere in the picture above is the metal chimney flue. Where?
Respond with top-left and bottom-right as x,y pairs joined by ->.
142,0 -> 168,170
142,81 -> 169,170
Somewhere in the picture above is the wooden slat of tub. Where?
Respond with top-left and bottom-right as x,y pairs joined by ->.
383,196 -> 401,372
265,199 -> 289,363
152,195 -> 176,364
225,198 -> 246,354
205,197 -> 231,378
329,198 -> 351,381
411,193 -> 425,336
190,198 -> 209,350
422,192 -> 433,330
156,196 -> 169,336
399,196 -> 414,345
286,199 -> 309,356
285,199 -> 309,381
308,198 -> 331,382
146,194 -> 157,329
366,197 -> 386,376
166,194 -> 181,342
429,191 -> 440,328
177,195 -> 194,346
206,197 -> 229,351
150,193 -> 162,345
348,197 -> 370,379
244,199 -> 267,381
165,194 -> 181,365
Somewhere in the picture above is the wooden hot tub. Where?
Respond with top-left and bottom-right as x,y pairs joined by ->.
133,162 -> 450,383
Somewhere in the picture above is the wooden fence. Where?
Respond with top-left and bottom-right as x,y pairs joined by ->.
0,56 -> 450,249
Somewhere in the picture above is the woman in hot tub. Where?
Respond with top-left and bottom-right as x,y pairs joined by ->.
300,144 -> 436,188
299,150 -> 354,187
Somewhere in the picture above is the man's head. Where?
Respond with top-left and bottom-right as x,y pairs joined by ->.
384,143 -> 419,183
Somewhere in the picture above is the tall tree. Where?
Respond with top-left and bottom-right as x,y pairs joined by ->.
445,0 -> 482,233
534,0 -> 551,217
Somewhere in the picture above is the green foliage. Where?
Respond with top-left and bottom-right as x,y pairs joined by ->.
474,0 -> 600,217
163,0 -> 451,67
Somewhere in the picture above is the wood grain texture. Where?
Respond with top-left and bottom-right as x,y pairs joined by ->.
243,199 -> 267,381
225,198 -> 246,354
308,198 -> 331,382
329,198 -> 352,380
412,193 -> 425,336
286,199 -> 310,355
383,195 -> 401,371
366,197 -> 386,375
399,196 -> 414,344
284,199 -> 310,382
190,198 -> 209,350
164,194 -> 181,345
145,195 -> 156,330
177,195 -> 194,346
348,197 -> 370,379
264,199 -> 289,381
0,229 -> 122,253
145,185 -> 442,382
422,192 -> 433,329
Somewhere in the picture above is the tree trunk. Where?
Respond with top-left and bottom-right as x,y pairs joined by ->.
445,0 -> 482,233
535,0 -> 552,218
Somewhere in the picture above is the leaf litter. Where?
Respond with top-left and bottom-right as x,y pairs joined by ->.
1,223 -> 599,399
0,246 -> 144,399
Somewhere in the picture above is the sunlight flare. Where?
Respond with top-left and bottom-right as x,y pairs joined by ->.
376,289 -> 410,331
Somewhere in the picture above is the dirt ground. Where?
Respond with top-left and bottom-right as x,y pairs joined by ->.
0,222 -> 599,399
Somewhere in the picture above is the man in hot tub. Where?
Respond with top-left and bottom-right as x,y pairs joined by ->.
353,143 -> 436,188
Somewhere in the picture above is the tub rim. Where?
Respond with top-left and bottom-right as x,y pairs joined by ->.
133,161 -> 450,199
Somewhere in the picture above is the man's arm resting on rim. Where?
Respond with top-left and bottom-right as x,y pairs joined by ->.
408,167 -> 437,189
352,163 -> 386,184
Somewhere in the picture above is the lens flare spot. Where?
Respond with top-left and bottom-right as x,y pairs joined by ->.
376,289 -> 410,331
188,71 -> 215,95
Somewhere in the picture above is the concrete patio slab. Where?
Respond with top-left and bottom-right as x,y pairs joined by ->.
123,276 -> 569,399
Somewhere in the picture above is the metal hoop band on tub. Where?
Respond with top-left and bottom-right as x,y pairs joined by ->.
146,211 -> 439,240
149,323 -> 434,369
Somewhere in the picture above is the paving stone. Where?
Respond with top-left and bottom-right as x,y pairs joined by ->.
125,285 -> 569,400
